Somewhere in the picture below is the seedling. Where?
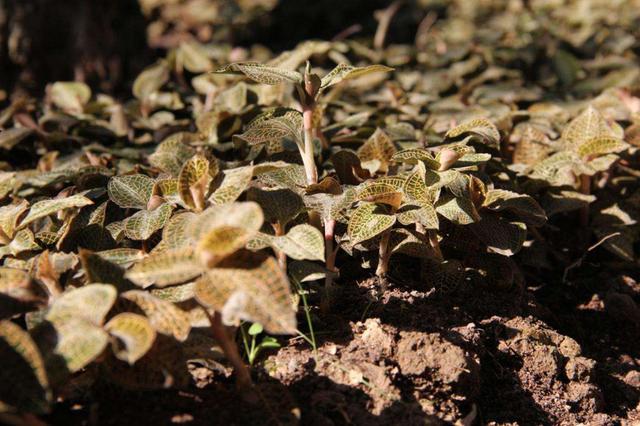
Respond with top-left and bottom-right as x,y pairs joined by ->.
240,322 -> 281,366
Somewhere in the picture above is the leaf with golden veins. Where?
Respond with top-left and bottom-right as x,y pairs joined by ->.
356,182 -> 403,210
46,283 -> 117,326
320,64 -> 393,90
195,251 -> 296,334
248,224 -> 325,261
445,118 -> 500,148
108,174 -> 154,210
347,203 -> 396,246
208,166 -> 255,205
105,313 -> 156,365
126,248 -> 203,288
216,62 -> 303,85
357,128 -> 397,173
123,203 -> 173,241
122,290 -> 191,342
178,154 -> 213,212
561,106 -> 615,151
19,193 -> 93,230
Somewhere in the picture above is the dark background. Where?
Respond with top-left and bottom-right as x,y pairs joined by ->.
0,0 -> 429,95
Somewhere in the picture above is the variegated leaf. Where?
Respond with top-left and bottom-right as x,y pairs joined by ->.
108,174 -> 155,209
357,128 -> 397,173
178,154 -> 213,212
247,187 -> 303,225
122,290 -> 191,342
126,248 -> 202,288
19,194 -> 93,230
123,203 -> 173,241
105,313 -> 156,365
445,118 -> 500,148
195,251 -> 296,334
347,203 -> 396,246
483,189 -> 547,227
46,283 -> 117,326
248,224 -> 324,261
148,133 -> 197,177
216,62 -> 302,85
577,136 -> 628,158
208,166 -> 254,205
320,64 -> 393,89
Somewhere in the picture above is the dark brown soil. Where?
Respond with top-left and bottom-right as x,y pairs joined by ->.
46,259 -> 640,426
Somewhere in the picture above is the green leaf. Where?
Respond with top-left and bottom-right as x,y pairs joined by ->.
347,203 -> 396,246
320,64 -> 393,89
105,313 -> 156,365
108,174 -> 155,209
216,62 -> 303,85
248,323 -> 263,336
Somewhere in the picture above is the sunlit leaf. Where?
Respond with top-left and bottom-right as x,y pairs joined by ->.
347,203 -> 396,245
46,283 -> 117,326
108,174 -> 155,209
126,248 -> 202,288
19,194 -> 93,229
123,203 -> 173,240
105,313 -> 156,365
216,62 -> 302,85
320,64 -> 393,89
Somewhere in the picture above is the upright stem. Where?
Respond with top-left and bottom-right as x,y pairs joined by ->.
302,106 -> 318,185
428,229 -> 443,261
209,311 -> 252,389
376,230 -> 392,277
579,174 -> 591,227
273,222 -> 287,271
321,218 -> 337,313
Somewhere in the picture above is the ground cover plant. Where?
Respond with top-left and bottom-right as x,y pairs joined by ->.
1,0 -> 640,424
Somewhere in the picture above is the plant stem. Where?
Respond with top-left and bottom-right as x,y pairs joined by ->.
321,218 -> 337,313
209,311 -> 252,389
302,106 -> 318,185
579,174 -> 591,227
376,230 -> 392,277
273,222 -> 287,270
291,277 -> 317,353
428,229 -> 444,261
